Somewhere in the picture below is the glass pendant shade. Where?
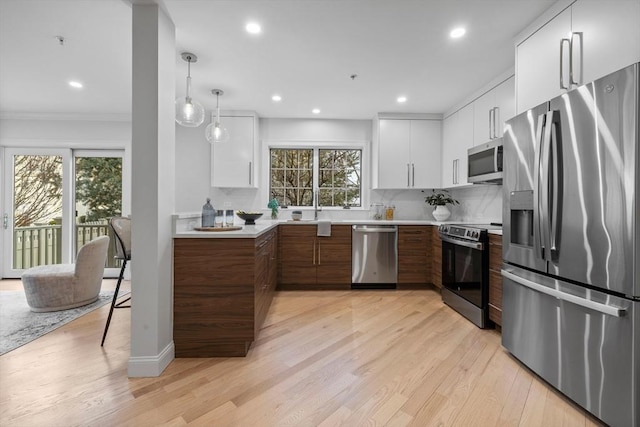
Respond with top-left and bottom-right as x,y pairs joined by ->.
175,53 -> 205,127
205,114 -> 230,143
205,90 -> 230,143
175,96 -> 205,127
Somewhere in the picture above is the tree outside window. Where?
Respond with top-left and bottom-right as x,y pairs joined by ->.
269,148 -> 361,208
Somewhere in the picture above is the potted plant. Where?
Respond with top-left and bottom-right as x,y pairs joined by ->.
267,198 -> 279,219
424,189 -> 459,221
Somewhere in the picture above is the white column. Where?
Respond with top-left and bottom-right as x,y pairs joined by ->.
128,3 -> 175,377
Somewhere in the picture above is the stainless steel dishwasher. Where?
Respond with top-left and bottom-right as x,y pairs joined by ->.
351,225 -> 398,288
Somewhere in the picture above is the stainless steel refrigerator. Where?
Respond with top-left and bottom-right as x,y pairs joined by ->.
502,63 -> 639,427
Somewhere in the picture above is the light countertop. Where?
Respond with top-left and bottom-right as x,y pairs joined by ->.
173,215 -> 503,238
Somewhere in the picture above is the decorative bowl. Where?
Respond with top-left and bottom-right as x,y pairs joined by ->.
236,212 -> 263,225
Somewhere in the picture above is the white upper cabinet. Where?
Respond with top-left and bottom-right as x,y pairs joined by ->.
376,118 -> 441,189
472,76 -> 515,145
441,104 -> 473,188
516,0 -> 640,113
211,113 -> 258,188
516,7 -> 572,113
492,76 -> 515,137
410,119 -> 442,188
571,0 -> 640,86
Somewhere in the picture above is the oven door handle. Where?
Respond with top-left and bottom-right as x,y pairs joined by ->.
438,234 -> 484,250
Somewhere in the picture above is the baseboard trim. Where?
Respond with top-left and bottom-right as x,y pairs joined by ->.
127,341 -> 175,377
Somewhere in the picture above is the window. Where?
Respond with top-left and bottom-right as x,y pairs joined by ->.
270,148 -> 361,207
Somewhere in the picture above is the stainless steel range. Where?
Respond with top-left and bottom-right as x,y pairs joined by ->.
437,224 -> 500,328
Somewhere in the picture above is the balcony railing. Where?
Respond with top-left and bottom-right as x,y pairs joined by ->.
13,223 -> 121,269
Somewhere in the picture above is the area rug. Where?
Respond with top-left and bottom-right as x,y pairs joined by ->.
0,290 -> 120,355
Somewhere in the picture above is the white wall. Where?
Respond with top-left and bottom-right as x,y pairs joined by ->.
0,115 -> 131,143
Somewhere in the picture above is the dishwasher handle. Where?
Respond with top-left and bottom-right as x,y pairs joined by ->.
352,226 -> 398,233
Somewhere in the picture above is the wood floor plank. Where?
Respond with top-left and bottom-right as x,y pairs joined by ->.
0,283 -> 605,427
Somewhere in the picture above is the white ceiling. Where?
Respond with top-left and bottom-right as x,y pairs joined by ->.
0,0 -> 556,120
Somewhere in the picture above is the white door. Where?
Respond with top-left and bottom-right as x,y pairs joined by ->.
571,0 -> 640,86
378,119 -> 411,189
410,119 -> 441,188
493,76 -> 515,137
211,115 -> 256,188
2,148 -> 124,278
516,7 -> 572,113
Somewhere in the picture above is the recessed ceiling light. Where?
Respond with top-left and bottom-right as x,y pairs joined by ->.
68,81 -> 83,89
450,27 -> 466,38
272,94 -> 282,102
312,108 -> 321,114
397,96 -> 407,103
246,22 -> 262,34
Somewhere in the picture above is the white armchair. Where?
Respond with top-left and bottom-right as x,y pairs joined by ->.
21,235 -> 110,312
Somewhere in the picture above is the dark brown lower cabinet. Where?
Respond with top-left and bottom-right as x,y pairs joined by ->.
431,225 -> 442,289
397,226 -> 432,288
488,233 -> 503,326
278,224 -> 351,290
173,227 -> 278,357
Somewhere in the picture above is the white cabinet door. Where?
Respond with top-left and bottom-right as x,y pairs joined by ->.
455,104 -> 473,186
493,76 -> 515,137
516,7 -> 572,113
441,112 -> 458,188
378,119 -> 411,189
211,116 -> 256,188
571,0 -> 640,86
410,120 -> 441,188
473,90 -> 494,146
441,104 -> 473,188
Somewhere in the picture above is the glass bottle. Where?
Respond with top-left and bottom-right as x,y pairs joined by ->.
201,198 -> 215,227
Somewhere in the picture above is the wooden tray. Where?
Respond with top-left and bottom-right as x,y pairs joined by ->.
194,226 -> 243,232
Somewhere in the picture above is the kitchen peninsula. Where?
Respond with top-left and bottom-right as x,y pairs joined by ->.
172,215 -> 502,357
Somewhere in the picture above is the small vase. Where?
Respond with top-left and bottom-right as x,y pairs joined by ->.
271,209 -> 278,220
432,205 -> 451,221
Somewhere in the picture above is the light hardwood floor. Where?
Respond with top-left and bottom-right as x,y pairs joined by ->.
0,281 -> 603,426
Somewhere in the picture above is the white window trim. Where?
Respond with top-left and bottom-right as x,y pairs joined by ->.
261,139 -> 370,211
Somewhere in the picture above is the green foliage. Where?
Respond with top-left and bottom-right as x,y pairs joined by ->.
424,189 -> 459,206
75,158 -> 122,221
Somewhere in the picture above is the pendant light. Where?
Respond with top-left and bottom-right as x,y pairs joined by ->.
205,89 -> 230,143
175,52 -> 205,127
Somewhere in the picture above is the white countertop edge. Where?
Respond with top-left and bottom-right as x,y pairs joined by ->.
173,222 -> 279,238
173,214 -> 503,238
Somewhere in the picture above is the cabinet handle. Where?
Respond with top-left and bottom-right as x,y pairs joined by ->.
493,107 -> 500,138
318,242 -> 321,265
248,161 -> 252,185
412,163 -> 415,187
570,32 -> 582,86
453,159 -> 458,185
312,239 -> 316,265
407,163 -> 410,187
560,38 -> 570,90
488,108 -> 493,140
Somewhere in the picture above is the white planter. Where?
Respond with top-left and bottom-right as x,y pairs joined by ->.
432,205 -> 451,221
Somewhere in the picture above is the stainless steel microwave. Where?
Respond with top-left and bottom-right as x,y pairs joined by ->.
468,139 -> 503,184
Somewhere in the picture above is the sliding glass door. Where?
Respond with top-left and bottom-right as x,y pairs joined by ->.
2,148 -> 123,278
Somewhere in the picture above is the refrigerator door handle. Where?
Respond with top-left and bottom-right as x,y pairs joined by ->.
560,38 -> 570,90
549,114 -> 563,261
534,112 -> 552,261
502,269 -> 626,317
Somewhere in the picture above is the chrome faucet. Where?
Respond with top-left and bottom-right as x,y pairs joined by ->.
314,188 -> 322,220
